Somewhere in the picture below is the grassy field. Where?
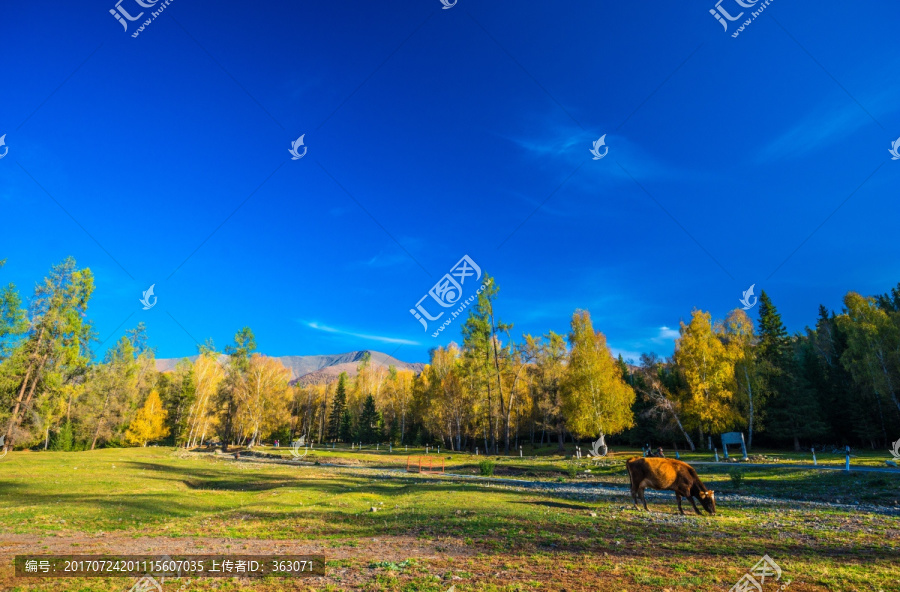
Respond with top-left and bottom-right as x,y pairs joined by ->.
1,447 -> 898,591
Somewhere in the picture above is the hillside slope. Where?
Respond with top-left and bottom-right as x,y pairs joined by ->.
155,350 -> 423,383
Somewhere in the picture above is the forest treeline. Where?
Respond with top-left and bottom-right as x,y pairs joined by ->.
2,256 -> 900,454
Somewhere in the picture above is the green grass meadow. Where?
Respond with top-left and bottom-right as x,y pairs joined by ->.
1,447 -> 898,591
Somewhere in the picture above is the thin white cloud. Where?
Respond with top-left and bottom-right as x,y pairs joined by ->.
303,321 -> 420,346
756,101 -> 870,163
655,326 -> 680,341
756,81 -> 900,164
608,326 -> 681,366
500,117 -> 704,187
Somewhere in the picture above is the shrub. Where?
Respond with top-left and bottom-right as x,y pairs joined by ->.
729,468 -> 745,488
566,461 -> 579,479
51,422 -> 74,452
479,459 -> 496,476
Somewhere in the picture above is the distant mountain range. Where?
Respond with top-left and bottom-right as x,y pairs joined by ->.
155,350 -> 424,385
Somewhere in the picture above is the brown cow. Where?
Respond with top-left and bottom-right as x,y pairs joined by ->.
626,457 -> 716,515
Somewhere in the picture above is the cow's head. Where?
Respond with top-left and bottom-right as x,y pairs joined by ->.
698,490 -> 716,515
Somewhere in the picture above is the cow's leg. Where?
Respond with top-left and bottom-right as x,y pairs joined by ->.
629,477 -> 640,510
640,487 -> 650,512
676,493 -> 685,515
687,495 -> 702,515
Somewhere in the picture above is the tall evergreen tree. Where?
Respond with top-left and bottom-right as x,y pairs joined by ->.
161,360 -> 195,446
3,258 -> 94,449
357,394 -> 381,443
218,327 -> 256,450
875,281 -> 900,312
328,372 -> 348,441
339,408 -> 354,442
757,291 -> 790,366
757,291 -> 825,449
0,259 -> 27,361
808,306 -> 862,446
460,274 -> 517,454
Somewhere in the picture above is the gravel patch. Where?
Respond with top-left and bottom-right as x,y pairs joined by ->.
212,452 -> 900,517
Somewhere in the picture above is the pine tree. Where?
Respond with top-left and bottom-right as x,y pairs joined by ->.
3,258 -> 94,449
809,306 -> 861,446
757,291 -> 790,366
218,327 -> 256,450
51,420 -> 75,451
161,361 -> 195,446
339,409 -> 354,442
773,338 -> 828,447
358,394 -> 381,444
757,291 -> 825,449
328,372 -> 348,441
388,420 -> 400,445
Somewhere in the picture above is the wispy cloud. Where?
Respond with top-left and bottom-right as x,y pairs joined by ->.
608,325 -> 682,366
756,100 -> 872,164
303,321 -> 420,345
654,326 -> 680,341
499,117 -> 709,205
756,82 -> 900,164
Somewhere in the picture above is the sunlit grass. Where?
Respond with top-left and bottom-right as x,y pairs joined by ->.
1,448 -> 898,591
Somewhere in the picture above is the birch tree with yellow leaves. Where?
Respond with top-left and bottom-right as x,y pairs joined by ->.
237,354 -> 291,446
126,390 -> 169,446
674,309 -> 741,444
560,310 -> 635,441
184,345 -> 224,448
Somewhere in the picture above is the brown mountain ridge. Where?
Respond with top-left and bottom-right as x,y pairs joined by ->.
155,350 -> 424,385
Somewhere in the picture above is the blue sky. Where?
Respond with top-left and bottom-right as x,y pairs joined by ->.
1,0 -> 898,364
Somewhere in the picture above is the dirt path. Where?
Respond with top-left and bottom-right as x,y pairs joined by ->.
0,533 -> 474,591
0,532 -> 468,561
